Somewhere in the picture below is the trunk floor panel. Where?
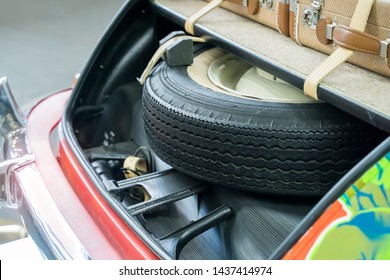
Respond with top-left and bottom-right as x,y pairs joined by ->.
143,184 -> 315,259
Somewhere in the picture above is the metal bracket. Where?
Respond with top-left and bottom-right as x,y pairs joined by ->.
325,18 -> 338,40
303,0 -> 323,29
302,8 -> 313,26
311,0 -> 322,27
260,0 -> 274,9
108,170 -> 234,259
380,34 -> 390,59
290,0 -> 298,12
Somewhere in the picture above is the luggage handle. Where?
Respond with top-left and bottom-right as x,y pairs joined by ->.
316,18 -> 390,68
303,0 -> 375,99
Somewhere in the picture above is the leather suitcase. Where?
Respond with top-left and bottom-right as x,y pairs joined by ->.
290,0 -> 390,77
205,0 -> 290,36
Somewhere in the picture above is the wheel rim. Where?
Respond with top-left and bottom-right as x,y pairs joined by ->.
188,48 -> 318,103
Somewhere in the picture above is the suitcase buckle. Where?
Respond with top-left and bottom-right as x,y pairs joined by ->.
303,0 -> 323,29
290,0 -> 298,12
260,0 -> 274,9
380,34 -> 390,59
310,0 -> 323,28
325,18 -> 338,40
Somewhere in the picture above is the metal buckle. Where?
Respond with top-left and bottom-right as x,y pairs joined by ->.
260,0 -> 274,9
311,0 -> 323,10
290,0 -> 298,12
326,18 -> 338,40
311,0 -> 323,28
302,0 -> 323,29
380,34 -> 390,59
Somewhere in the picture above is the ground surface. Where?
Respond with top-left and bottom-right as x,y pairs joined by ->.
0,0 -> 124,105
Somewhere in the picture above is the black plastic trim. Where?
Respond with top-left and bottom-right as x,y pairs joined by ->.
317,87 -> 390,133
62,0 -> 173,260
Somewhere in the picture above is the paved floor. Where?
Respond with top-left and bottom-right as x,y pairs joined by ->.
0,0 -> 125,244
0,0 -> 125,105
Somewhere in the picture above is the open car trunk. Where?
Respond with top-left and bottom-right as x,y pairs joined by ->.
62,0 -> 389,259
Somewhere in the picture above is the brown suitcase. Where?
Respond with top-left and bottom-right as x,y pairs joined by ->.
205,0 -> 290,36
290,0 -> 390,77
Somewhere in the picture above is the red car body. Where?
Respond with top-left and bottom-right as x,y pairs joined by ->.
1,0 -> 390,260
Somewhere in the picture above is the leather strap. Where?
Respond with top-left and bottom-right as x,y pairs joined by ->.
289,11 -> 295,40
304,0 -> 375,99
277,1 -> 290,36
248,0 -> 259,15
316,17 -> 332,45
333,26 -> 380,54
289,4 -> 301,44
317,20 -> 390,65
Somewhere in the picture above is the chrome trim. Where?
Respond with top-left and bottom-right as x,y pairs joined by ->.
325,19 -> 338,40
380,34 -> 390,59
290,0 -> 298,12
0,77 -> 25,133
302,0 -> 323,29
0,77 -> 90,259
302,8 -> 313,26
260,0 -> 273,9
14,163 -> 91,259
310,0 -> 323,28
311,0 -> 322,10
0,77 -> 31,207
0,154 -> 33,208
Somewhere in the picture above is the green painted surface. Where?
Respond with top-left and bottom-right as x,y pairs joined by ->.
309,152 -> 390,260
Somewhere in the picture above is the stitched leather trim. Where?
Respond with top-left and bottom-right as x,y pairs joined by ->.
277,1 -> 290,36
248,0 -> 259,15
333,26 -> 380,54
289,10 -> 296,41
316,17 -> 332,45
304,0 -> 375,99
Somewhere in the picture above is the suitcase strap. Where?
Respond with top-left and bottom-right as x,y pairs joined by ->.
304,0 -> 375,99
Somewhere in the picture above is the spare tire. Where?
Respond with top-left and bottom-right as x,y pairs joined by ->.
142,45 -> 386,196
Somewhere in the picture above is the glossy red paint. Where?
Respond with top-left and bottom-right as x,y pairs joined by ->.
26,89 -> 156,259
58,138 -> 159,260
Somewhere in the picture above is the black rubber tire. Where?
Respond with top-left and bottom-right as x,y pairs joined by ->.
142,48 -> 386,196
